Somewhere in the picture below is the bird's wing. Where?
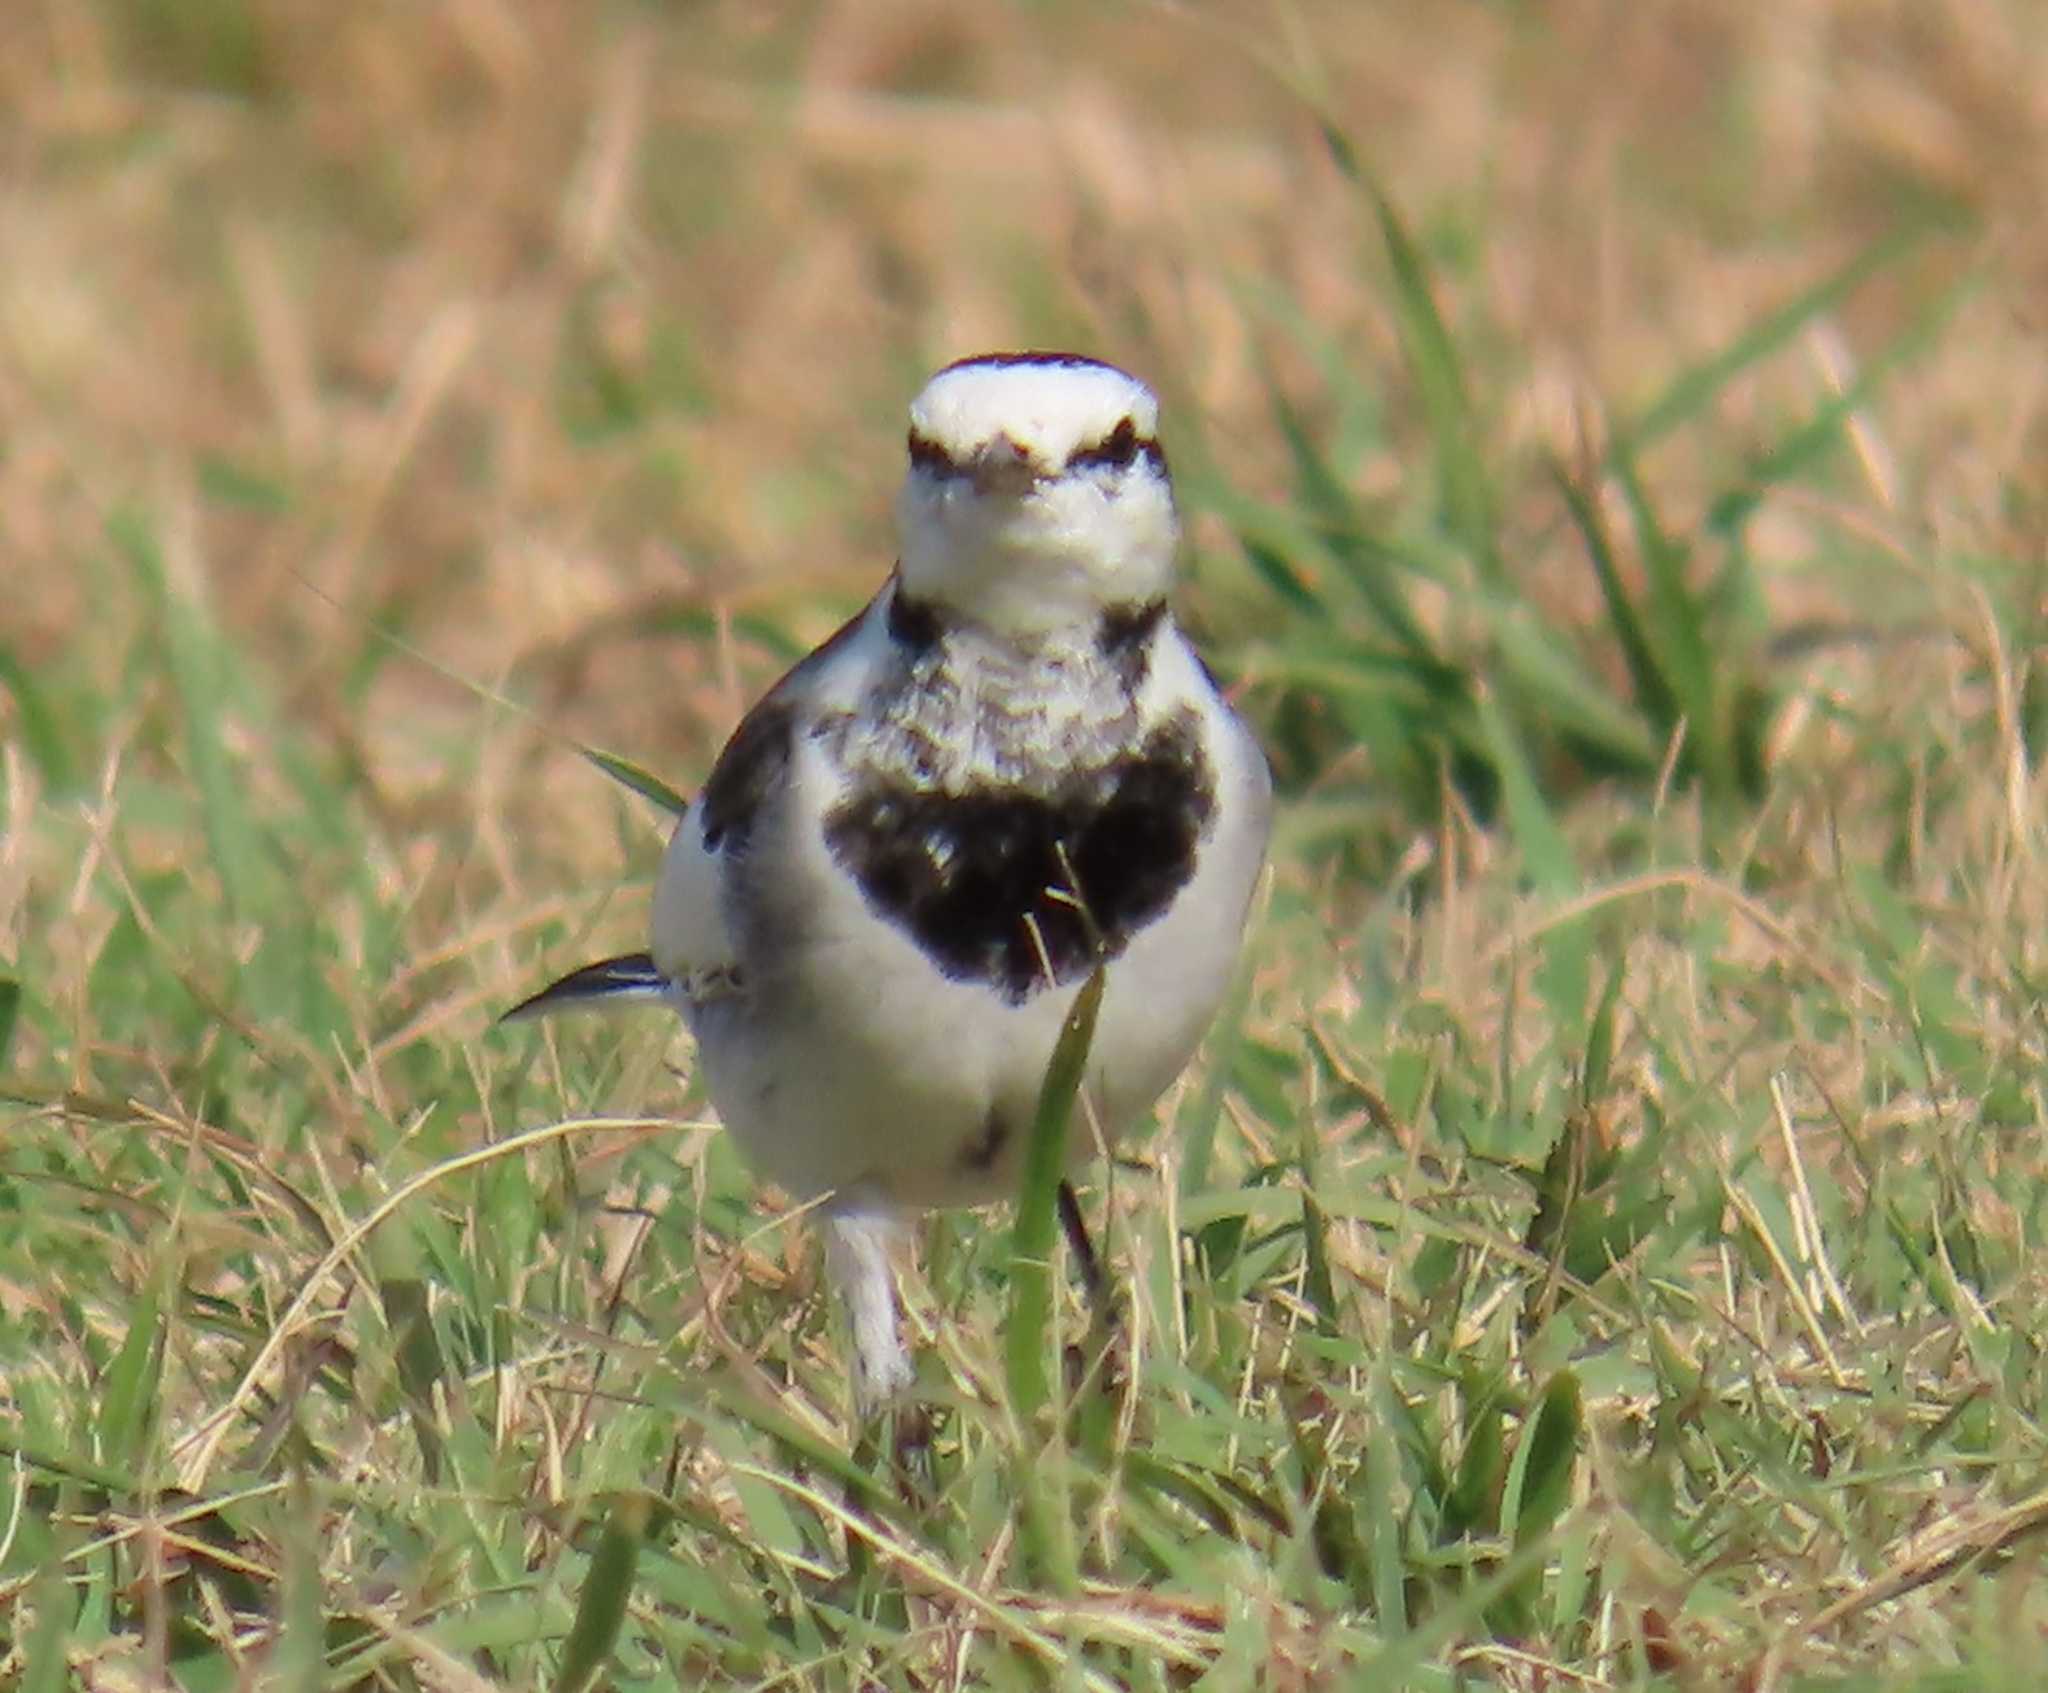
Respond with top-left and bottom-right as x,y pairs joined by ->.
503,590 -> 891,1021
649,792 -> 737,994
500,951 -> 672,1021
652,593 -> 888,995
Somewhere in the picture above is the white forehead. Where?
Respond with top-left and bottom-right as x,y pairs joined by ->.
908,357 -> 1159,461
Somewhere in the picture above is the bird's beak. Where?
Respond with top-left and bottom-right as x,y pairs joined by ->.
968,433 -> 1041,497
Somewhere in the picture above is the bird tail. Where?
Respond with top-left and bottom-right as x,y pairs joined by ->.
500,951 -> 673,1022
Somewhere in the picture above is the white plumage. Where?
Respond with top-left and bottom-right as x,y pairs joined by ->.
510,353 -> 1271,1406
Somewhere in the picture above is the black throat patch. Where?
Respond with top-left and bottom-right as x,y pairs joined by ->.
822,709 -> 1215,1003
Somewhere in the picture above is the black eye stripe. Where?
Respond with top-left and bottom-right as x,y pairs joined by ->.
1069,417 -> 1139,470
1065,416 -> 1163,473
908,421 -> 1165,478
907,429 -> 957,474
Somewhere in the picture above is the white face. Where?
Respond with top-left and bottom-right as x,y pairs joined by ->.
895,354 -> 1180,637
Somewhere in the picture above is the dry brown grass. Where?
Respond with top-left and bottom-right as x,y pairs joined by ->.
9,1 -> 2038,720
5,2 -> 2048,1687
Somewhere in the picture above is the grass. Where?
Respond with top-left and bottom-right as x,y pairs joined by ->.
5,1 -> 2048,1687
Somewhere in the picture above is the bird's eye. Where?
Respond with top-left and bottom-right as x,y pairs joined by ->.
1067,416 -> 1146,472
907,430 -> 954,474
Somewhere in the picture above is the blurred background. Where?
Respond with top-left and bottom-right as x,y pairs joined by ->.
5,2 -> 2034,910
5,4 -> 2048,1680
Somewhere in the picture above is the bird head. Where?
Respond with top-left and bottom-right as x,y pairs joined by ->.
895,353 -> 1178,639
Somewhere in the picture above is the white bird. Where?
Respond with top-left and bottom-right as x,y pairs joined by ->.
508,352 -> 1272,1407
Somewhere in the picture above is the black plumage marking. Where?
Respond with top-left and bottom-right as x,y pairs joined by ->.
823,711 -> 1214,1003
1065,415 -> 1138,469
906,428 -> 1037,485
906,429 -> 954,476
499,951 -> 670,1023
909,420 -> 1163,487
935,350 -> 1126,378
886,586 -> 948,654
908,363 -> 1163,488
700,697 -> 796,853
1097,599 -> 1166,693
1065,415 -> 1163,475
958,1110 -> 1009,1174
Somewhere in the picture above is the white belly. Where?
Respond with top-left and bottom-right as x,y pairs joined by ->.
684,721 -> 1269,1211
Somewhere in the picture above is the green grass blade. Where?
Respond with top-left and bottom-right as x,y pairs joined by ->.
1473,686 -> 1576,893
0,976 -> 19,1071
552,1492 -> 650,1693
21,1534 -> 77,1693
1177,952 -> 1258,1200
1582,954 -> 1627,1108
1608,444 -> 1719,746
704,1385 -> 899,1516
1284,1379 -> 1369,1597
1297,1093 -> 1340,1336
0,1433 -> 143,1495
1364,1364 -> 1411,1634
0,646 -> 76,793
1707,272 -> 1975,540
1362,184 -> 1499,583
1263,362 -> 1364,538
94,1264 -> 165,1472
1510,1369 -> 1582,1551
1626,218 -> 1947,446
1490,1367 -> 1582,1634
114,509 -> 265,918
1319,118 -> 1499,579
1481,608 -> 1663,774
1550,461 -> 1679,732
1236,531 -> 1327,614
1254,370 -> 1446,664
1442,1374 -> 1508,1544
1006,968 -> 1105,1423
1261,411 -> 1437,656
379,1276 -> 450,1482
273,1475 -> 324,1693
581,745 -> 692,819
1315,528 -> 1455,669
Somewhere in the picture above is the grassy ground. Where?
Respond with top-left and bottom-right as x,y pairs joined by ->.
4,1 -> 2047,1687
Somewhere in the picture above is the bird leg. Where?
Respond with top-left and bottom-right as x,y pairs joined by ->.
1056,1179 -> 1107,1306
821,1197 -> 916,1415
1055,1178 -> 1130,1412
826,1184 -> 1115,1422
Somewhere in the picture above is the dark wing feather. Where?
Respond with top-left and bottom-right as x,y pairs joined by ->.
500,952 -> 672,1022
